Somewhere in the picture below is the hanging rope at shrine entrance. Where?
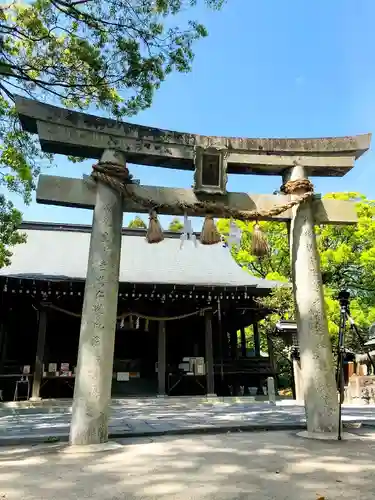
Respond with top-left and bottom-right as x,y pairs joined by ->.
91,161 -> 314,257
118,309 -> 211,322
46,303 -> 211,322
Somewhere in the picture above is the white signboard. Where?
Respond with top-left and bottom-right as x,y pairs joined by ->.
117,372 -> 130,382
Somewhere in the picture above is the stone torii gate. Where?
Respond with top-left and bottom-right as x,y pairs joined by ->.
14,96 -> 371,445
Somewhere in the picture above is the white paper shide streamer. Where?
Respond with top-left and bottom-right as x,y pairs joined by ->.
226,219 -> 242,251
180,213 -> 197,249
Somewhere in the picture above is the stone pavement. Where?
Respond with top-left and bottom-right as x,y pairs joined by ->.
1,430 -> 375,499
1,398 -> 375,445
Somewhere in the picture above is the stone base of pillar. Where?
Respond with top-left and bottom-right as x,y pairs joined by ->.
297,431 -> 358,441
157,394 -> 167,398
206,394 -> 217,398
61,441 -> 123,454
29,397 -> 42,402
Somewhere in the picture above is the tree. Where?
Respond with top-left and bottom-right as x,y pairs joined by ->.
127,216 -> 147,229
168,217 -> 184,232
218,192 -> 375,382
0,0 -> 226,266
0,196 -> 26,268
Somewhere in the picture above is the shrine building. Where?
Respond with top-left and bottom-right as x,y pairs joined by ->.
0,221 -> 283,401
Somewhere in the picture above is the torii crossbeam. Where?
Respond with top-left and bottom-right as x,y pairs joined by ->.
14,96 -> 371,444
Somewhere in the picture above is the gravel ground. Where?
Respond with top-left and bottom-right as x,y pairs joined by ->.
0,430 -> 375,499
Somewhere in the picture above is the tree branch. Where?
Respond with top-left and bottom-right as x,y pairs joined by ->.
0,82 -> 14,101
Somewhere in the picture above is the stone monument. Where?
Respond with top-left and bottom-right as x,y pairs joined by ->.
267,377 -> 276,405
14,96 -> 371,444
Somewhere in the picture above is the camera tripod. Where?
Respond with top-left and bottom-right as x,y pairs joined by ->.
336,290 -> 375,440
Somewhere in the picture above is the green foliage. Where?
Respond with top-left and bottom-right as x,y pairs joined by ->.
168,217 -> 184,232
0,196 -> 26,268
1,0 -> 224,116
0,95 -> 42,265
216,218 -> 290,282
0,0 -> 225,266
219,192 -> 375,352
127,216 -> 147,229
239,325 -> 269,353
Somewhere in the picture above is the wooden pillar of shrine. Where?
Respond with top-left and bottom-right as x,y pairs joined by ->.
347,361 -> 355,379
286,164 -> 339,434
31,307 -> 47,401
157,320 -> 167,396
0,292 -> 6,374
229,330 -> 238,359
267,336 -> 276,375
240,327 -> 247,357
0,323 -> 6,374
204,310 -> 215,396
70,149 -> 124,446
253,322 -> 261,357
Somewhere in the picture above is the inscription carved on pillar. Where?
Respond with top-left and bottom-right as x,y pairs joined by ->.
69,149 -> 124,446
286,164 -> 339,434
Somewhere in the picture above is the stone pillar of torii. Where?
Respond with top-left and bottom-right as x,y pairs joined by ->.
14,96 -> 371,444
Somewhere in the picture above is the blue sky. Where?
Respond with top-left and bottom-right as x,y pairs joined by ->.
9,0 -> 375,228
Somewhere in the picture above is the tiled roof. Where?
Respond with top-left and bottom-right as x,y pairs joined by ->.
0,222 -> 284,292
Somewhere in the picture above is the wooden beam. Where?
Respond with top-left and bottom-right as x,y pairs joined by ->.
37,121 -> 194,169
36,120 -> 358,176
228,153 -> 355,176
15,96 -> 371,176
36,175 -> 358,224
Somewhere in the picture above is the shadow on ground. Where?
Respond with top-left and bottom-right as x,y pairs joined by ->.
0,430 -> 375,499
2,401 -> 375,441
0,402 -> 309,439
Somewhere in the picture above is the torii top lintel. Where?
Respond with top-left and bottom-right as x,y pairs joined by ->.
15,96 -> 371,177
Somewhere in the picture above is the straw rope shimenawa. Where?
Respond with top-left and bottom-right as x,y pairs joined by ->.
47,303 -> 211,321
91,161 -> 314,254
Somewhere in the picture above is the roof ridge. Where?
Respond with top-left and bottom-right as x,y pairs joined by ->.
20,221 -> 195,239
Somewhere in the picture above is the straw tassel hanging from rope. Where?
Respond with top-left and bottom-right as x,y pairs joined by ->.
251,222 -> 269,257
146,210 -> 164,243
200,215 -> 221,245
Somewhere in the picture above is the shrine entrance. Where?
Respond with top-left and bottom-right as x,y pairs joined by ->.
12,96 -> 371,444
